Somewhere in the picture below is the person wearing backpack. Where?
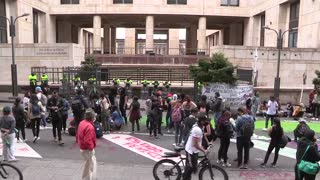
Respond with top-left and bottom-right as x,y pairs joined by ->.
61,95 -> 70,134
294,119 -> 310,142
295,129 -> 320,180
235,107 -> 254,169
47,92 -> 64,145
28,94 -> 45,143
172,101 -> 183,145
35,86 -> 48,128
260,118 -> 283,168
213,92 -> 224,127
217,111 -> 233,167
72,89 -> 89,134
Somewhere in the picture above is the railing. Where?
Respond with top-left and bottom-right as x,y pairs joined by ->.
31,66 -> 194,87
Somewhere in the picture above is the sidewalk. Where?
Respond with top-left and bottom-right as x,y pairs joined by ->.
11,158 -> 294,180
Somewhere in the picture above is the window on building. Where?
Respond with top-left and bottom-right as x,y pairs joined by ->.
33,10 -> 39,43
0,0 -> 7,43
113,0 -> 133,4
221,0 -> 239,6
61,0 -> 79,4
167,0 -> 187,5
288,1 -> 300,47
260,13 -> 265,47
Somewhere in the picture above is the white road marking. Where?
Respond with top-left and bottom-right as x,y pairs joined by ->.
103,134 -> 181,162
0,139 -> 42,158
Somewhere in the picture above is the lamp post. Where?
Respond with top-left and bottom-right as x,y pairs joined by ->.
263,26 -> 298,99
0,13 -> 29,97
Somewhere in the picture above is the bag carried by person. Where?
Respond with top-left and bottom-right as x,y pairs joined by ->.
94,121 -> 103,138
241,116 -> 254,139
298,124 -> 310,136
279,135 -> 290,148
171,108 -> 182,122
71,97 -> 84,114
298,145 -> 320,175
32,103 -> 41,116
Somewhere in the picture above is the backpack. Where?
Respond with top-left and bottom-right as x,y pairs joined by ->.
241,116 -> 254,139
279,135 -> 289,148
32,103 -> 41,116
171,108 -> 182,122
94,121 -> 103,138
222,121 -> 234,138
71,97 -> 84,114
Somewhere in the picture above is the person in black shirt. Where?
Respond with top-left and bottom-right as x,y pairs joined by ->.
47,92 -> 64,145
12,97 -> 26,142
119,87 -> 128,125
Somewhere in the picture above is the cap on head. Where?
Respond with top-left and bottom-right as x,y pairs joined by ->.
35,86 -> 42,92
3,106 -> 11,114
299,118 -> 306,123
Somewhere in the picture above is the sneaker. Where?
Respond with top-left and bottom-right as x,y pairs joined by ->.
159,133 -> 164,136
33,136 -> 37,143
260,163 -> 266,168
154,136 -> 159,139
16,139 -> 22,143
271,163 -> 276,168
223,162 -> 231,167
240,164 -> 248,169
22,139 -> 27,143
58,140 -> 64,145
262,128 -> 268,131
172,143 -> 177,146
216,159 -> 222,164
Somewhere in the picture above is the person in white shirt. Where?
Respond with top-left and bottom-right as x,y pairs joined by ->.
183,112 -> 208,180
264,96 -> 278,130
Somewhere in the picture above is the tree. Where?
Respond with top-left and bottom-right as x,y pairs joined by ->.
80,55 -> 99,80
189,52 -> 237,84
312,70 -> 320,93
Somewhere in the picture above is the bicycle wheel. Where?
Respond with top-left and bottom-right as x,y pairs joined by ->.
153,159 -> 182,180
199,164 -> 228,180
0,163 -> 23,180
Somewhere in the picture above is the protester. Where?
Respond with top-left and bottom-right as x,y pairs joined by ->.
309,89 -> 316,119
110,105 -> 124,130
0,106 -> 17,162
260,118 -> 283,168
251,91 -> 260,120
99,93 -> 110,133
77,109 -> 97,180
213,92 -> 224,127
72,89 -> 89,134
217,111 -> 233,167
149,101 -> 162,139
35,86 -> 47,128
202,115 -> 215,149
171,101 -> 183,145
12,97 -> 27,143
47,92 -> 64,145
182,108 -> 198,145
295,129 -> 320,180
23,91 -> 31,110
182,112 -> 208,180
235,107 -> 254,169
165,96 -> 172,131
129,96 -> 141,132
181,95 -> 197,118
145,98 -> 153,129
118,87 -> 128,125
264,96 -> 278,130
293,119 -> 310,142
197,95 -> 210,116
286,102 -> 294,118
61,95 -> 70,133
28,94 -> 45,143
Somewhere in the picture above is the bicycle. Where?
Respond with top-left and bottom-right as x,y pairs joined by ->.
0,161 -> 23,180
153,145 -> 228,180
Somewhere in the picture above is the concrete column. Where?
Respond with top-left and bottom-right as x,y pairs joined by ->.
169,29 -> 180,55
145,15 -> 154,53
78,28 -> 83,45
218,30 -> 224,45
111,27 -> 116,54
125,28 -> 136,54
186,25 -> 197,55
197,17 -> 207,54
103,24 -> 110,54
45,15 -> 56,43
93,15 -> 102,54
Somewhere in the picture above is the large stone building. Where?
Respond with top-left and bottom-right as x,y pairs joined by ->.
0,0 -> 319,101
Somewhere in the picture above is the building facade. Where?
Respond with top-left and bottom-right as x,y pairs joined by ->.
0,0 -> 319,93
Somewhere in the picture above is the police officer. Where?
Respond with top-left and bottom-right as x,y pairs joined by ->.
124,78 -> 133,88
88,75 -> 97,85
112,78 -> 121,86
73,74 -> 81,86
163,81 -> 171,89
152,80 -> 160,89
28,73 -> 37,93
142,79 -> 150,88
41,73 -> 49,87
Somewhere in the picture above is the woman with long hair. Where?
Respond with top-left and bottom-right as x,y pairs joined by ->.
129,96 -> 141,132
12,97 -> 27,142
28,94 -> 45,143
260,118 -> 283,167
217,111 -> 233,167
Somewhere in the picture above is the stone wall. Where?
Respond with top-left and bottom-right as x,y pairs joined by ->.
0,43 -> 84,85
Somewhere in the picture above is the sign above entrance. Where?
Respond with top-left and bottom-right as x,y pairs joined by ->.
35,47 -> 69,56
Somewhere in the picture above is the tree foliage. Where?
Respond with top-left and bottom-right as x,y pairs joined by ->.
312,70 -> 320,85
189,53 -> 237,84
